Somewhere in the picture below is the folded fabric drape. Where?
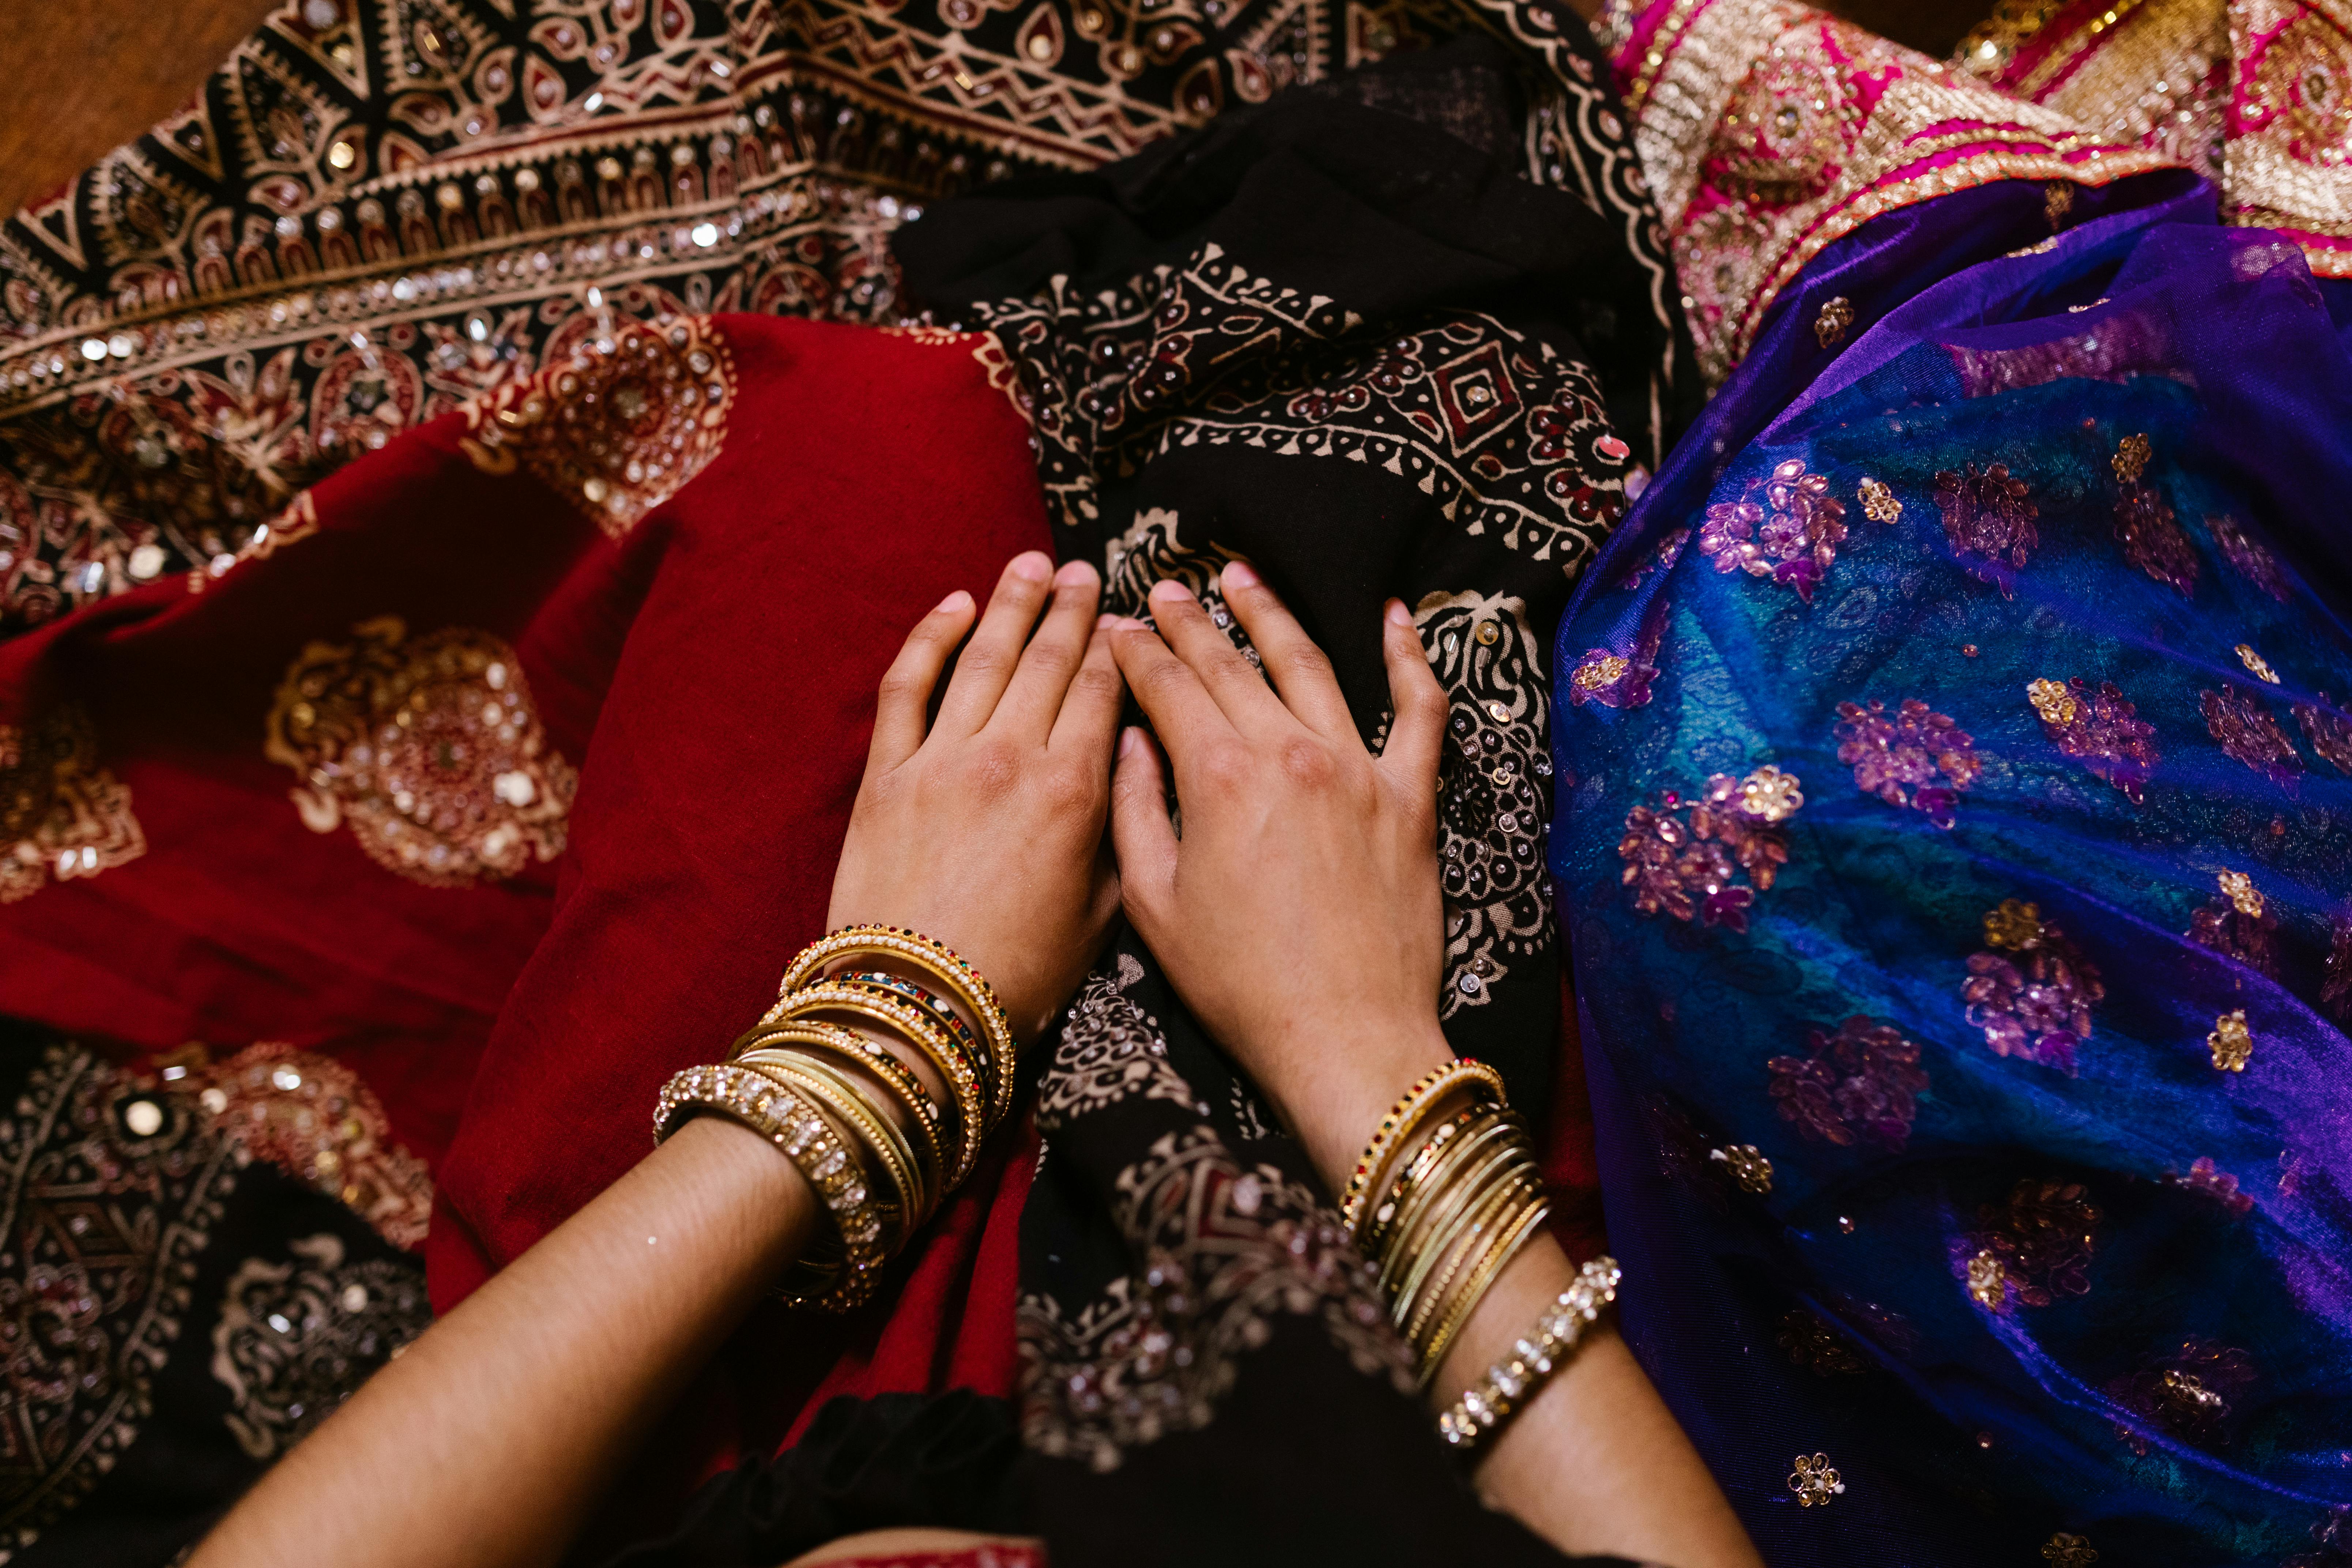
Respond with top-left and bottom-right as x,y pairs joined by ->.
1553,3 -> 2352,1561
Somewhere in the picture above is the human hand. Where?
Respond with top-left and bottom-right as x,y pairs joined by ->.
826,551 -> 1125,1045
1107,563 -> 1456,1190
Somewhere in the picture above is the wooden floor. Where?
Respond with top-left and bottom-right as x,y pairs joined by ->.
0,0 -> 1985,223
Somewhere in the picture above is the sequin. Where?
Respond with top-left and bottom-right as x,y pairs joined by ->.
2028,676 -> 2157,804
2164,1157 -> 2255,1218
1618,527 -> 1690,592
1857,476 -> 1901,524
2188,875 -> 2280,977
1787,1451 -> 1846,1507
1696,458 -> 1848,602
2294,693 -> 2352,774
1965,1179 -> 2098,1308
2043,1533 -> 2099,1567
1567,599 -> 1669,710
1767,1016 -> 1928,1151
1617,766 -> 1799,932
2236,644 -> 2281,683
2112,451 -> 2200,596
2209,514 -> 2291,601
2208,1009 -> 2253,1072
1710,1143 -> 1773,1194
1778,1310 -> 1868,1376
0,704 -> 146,902
1963,900 -> 2104,1074
1814,295 -> 1854,347
1834,698 -> 1981,828
1967,1249 -> 2009,1311
2201,685 -> 2303,785
1933,462 -> 2038,588
2107,1337 -> 2254,1454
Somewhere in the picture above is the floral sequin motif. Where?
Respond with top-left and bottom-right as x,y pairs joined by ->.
1618,527 -> 1690,592
2164,1157 -> 2255,1218
2208,1009 -> 2253,1072
2236,644 -> 2281,683
1962,900 -> 2104,1074
460,317 -> 736,538
265,617 -> 577,887
1964,1179 -> 2099,1309
1933,462 -> 2038,589
2110,433 -> 2199,595
1857,477 -> 1901,524
1834,698 -> 1981,828
2201,685 -> 2303,786
2294,693 -> 2352,775
2209,514 -> 2290,601
1567,599 -> 1668,711
2106,1337 -> 2255,1454
1710,1143 -> 1774,1194
1767,1016 -> 1929,1151
1696,459 -> 1848,602
1787,1452 -> 1846,1507
2187,870 -> 2280,978
2043,1534 -> 2100,1567
1618,766 -> 1801,934
0,703 -> 147,903
2028,677 -> 2157,804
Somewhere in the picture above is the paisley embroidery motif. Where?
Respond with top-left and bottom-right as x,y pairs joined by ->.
166,1041 -> 437,1250
460,316 -> 735,536
265,615 -> 577,886
1934,462 -> 2039,591
0,1044 -> 243,1546
2210,513 -> 2292,600
964,244 -> 1627,576
1016,1127 -> 1411,1473
0,703 -> 146,903
211,1233 -> 429,1461
1037,964 -> 1199,1130
1415,591 -> 1554,1016
2110,433 -> 2199,595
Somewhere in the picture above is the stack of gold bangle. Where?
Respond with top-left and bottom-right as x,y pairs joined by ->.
1342,1057 -> 1619,1446
653,925 -> 1016,1313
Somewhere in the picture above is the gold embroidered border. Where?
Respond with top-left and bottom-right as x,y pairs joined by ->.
2227,0 -> 2352,244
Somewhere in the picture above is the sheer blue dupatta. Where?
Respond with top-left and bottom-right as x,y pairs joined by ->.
1550,190 -> 2352,1566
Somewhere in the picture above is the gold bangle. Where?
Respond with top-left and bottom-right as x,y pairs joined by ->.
1388,1132 -> 1529,1325
736,1037 -> 944,1220
1402,1153 -> 1539,1354
771,984 -> 984,1185
1359,1105 -> 1481,1258
1340,1059 -> 1507,1237
829,969 -> 990,1085
1437,1258 -> 1622,1454
818,978 -> 995,1114
653,1064 -> 885,1312
745,1054 -> 926,1238
733,1022 -> 945,1197
779,927 -> 1017,1128
1418,1184 -> 1552,1384
1377,1113 -> 1523,1300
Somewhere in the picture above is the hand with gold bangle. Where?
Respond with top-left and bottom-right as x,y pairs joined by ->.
1105,565 -> 1764,1568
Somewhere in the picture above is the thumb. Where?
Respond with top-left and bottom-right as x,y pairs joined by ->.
1109,725 -> 1179,931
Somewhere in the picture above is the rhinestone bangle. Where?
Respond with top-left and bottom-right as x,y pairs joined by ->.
768,984 -> 985,1184
1436,1256 -> 1622,1455
653,1063 -> 887,1313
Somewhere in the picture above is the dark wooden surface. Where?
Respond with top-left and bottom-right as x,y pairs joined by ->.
0,0 -> 1984,223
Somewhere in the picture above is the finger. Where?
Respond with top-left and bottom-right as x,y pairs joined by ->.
1376,598 -> 1448,795
1108,615 -> 1232,764
995,559 -> 1104,740
1215,560 -> 1356,740
1147,577 -> 1290,734
870,588 -> 977,771
1109,725 -> 1179,926
934,551 -> 1056,735
1049,617 -> 1128,760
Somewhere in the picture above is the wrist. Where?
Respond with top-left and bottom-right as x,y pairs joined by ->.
1278,1013 -> 1456,1198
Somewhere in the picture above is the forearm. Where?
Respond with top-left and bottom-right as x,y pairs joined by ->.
190,1114 -> 817,1568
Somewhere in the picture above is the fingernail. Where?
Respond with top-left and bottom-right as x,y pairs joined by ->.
1096,612 -> 1119,630
1010,551 -> 1053,583
1120,726 -> 1143,758
938,589 -> 974,614
1115,615 -> 1150,630
1055,559 -> 1097,587
1220,559 -> 1259,590
1385,598 -> 1411,626
1147,578 -> 1191,604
